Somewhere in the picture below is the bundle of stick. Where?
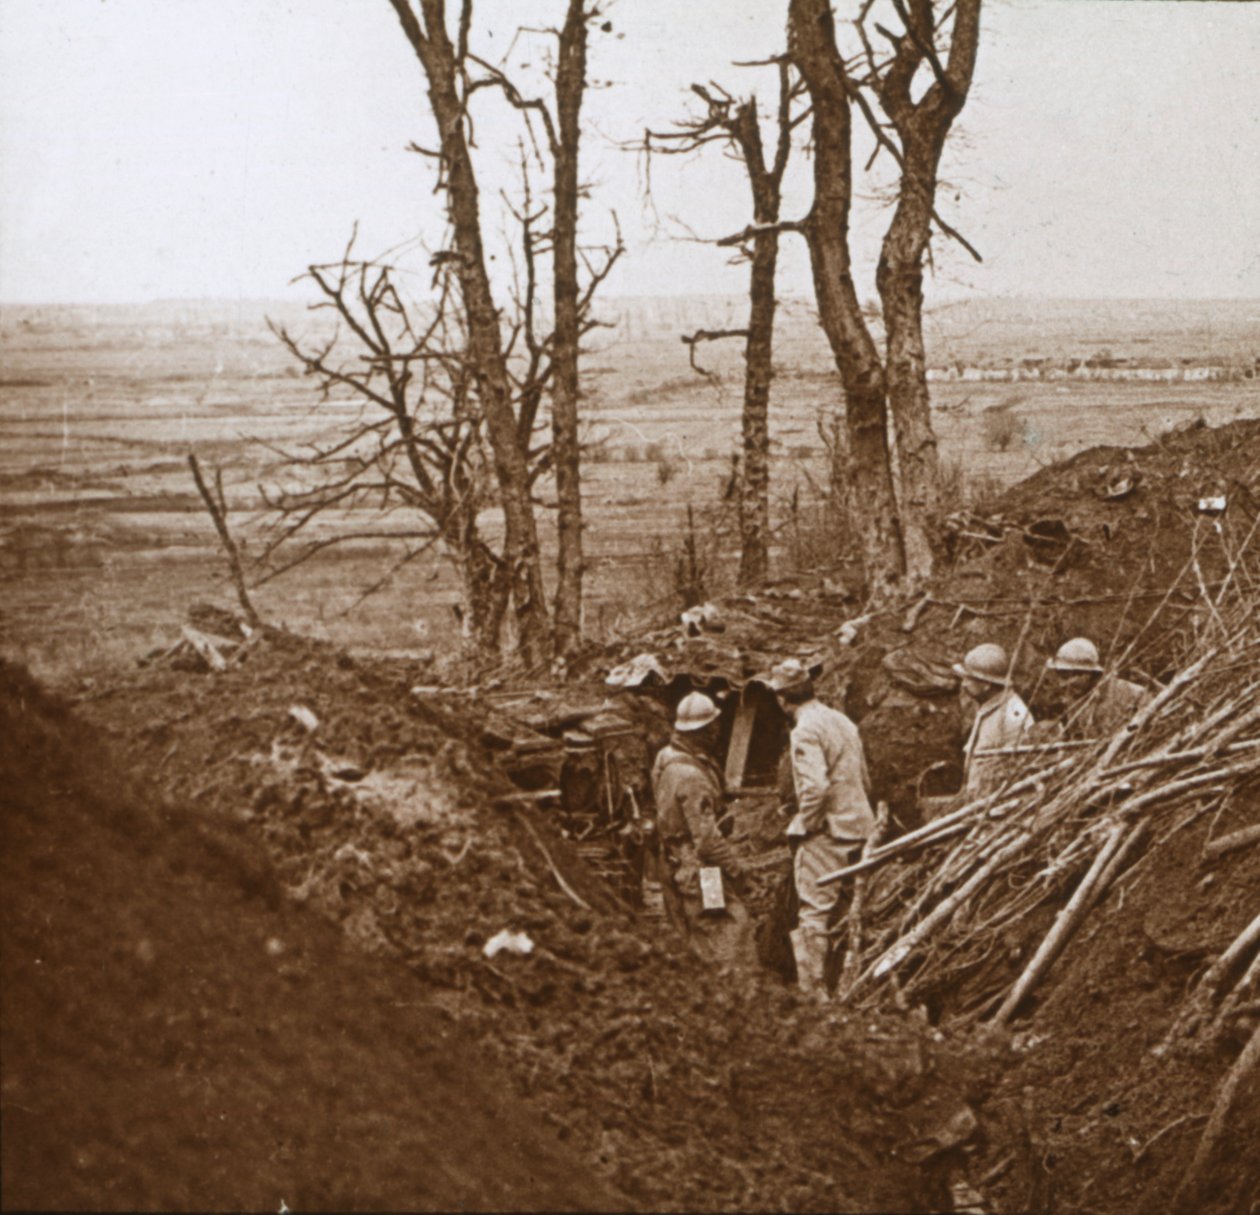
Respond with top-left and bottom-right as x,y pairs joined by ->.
823,580 -> 1260,1026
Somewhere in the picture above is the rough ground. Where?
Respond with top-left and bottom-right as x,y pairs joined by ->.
582,415 -> 1260,1211
4,415 -> 1257,1212
65,630 -> 990,1213
0,659 -> 624,1212
974,777 -> 1260,1215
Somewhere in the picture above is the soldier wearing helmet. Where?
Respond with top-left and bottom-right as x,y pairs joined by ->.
953,642 -> 1034,798
650,691 -> 758,973
1047,637 -> 1151,739
767,657 -> 876,999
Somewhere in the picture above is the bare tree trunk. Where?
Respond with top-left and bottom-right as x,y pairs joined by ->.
731,87 -> 791,587
788,0 -> 905,597
874,0 -> 982,587
390,0 -> 551,667
652,70 -> 799,587
740,228 -> 777,584
550,0 -> 587,660
878,168 -> 939,585
451,530 -> 510,657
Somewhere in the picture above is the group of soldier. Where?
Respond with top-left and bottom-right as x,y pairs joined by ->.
649,636 -> 1151,998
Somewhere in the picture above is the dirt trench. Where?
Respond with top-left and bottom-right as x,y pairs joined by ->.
6,631 -> 993,1213
8,415 -> 1258,1212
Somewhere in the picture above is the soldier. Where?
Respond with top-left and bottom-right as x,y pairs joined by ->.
650,692 -> 758,973
953,643 -> 1034,798
1047,637 -> 1151,738
768,658 -> 876,999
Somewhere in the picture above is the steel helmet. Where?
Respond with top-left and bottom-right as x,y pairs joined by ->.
674,691 -> 721,732
766,657 -> 813,694
952,643 -> 1010,686
1048,637 -> 1102,674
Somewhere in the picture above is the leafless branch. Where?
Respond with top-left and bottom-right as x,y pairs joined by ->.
681,327 -> 751,378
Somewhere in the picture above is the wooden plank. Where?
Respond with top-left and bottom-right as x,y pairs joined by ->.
724,694 -> 757,790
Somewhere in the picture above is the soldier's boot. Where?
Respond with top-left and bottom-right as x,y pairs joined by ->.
791,927 -> 830,1002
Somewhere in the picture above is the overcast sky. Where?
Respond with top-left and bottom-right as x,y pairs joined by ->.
1,0 -> 1257,304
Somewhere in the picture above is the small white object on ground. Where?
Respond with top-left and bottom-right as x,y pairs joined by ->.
483,929 -> 535,959
288,705 -> 319,734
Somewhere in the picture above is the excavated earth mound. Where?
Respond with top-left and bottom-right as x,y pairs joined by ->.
0,658 -> 623,1212
973,781 -> 1260,1215
848,415 -> 1260,822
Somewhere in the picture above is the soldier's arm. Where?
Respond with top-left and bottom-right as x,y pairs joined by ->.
791,724 -> 829,822
1008,697 -> 1034,737
678,773 -> 744,873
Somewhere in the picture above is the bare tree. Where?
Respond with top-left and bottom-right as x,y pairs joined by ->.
386,0 -> 552,665
649,65 -> 808,585
376,1 -> 618,663
264,251 -> 513,656
787,0 -> 982,595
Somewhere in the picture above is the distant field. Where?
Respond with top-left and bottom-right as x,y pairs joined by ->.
2,296 -> 1258,681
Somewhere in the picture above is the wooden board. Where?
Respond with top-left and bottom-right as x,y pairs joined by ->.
724,695 -> 757,790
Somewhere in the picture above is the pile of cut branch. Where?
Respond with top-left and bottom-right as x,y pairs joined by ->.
827,576 -> 1260,1032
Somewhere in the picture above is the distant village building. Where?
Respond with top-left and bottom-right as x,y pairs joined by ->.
925,353 -> 1238,384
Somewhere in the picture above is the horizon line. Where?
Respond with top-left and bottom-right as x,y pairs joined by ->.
2,292 -> 1259,310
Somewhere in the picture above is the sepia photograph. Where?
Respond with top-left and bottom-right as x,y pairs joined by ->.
2,1 -> 1258,1211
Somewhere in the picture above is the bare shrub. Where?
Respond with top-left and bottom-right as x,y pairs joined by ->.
938,458 -> 1007,516
780,482 -> 850,578
982,404 -> 1027,453
671,499 -> 741,607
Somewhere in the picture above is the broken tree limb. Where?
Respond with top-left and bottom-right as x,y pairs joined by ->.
818,757 -> 1081,887
1159,910 -> 1260,1051
847,830 -> 1034,1000
1210,949 -> 1260,1039
1130,1112 -> 1208,1165
1090,820 -> 1149,903
511,809 -> 592,912
188,452 -> 262,629
714,218 -> 805,247
901,594 -> 932,633
1091,646 -> 1221,775
1118,755 -> 1258,818
837,802 -> 889,998
680,327 -> 749,378
1105,736 -> 1260,781
972,740 -> 1096,758
1170,1023 -> 1260,1215
991,822 -> 1129,1027
1203,822 -> 1260,860
493,789 -> 562,806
